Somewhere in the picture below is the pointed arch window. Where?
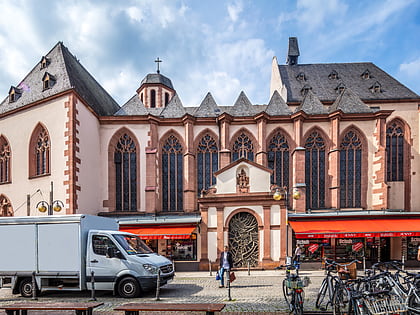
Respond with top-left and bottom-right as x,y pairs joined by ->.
232,132 -> 254,161
0,136 -> 11,184
340,130 -> 362,208
114,133 -> 137,211
29,124 -> 50,177
304,131 -> 326,210
162,135 -> 183,211
197,134 -> 218,196
0,194 -> 13,217
386,122 -> 404,182
267,131 -> 289,187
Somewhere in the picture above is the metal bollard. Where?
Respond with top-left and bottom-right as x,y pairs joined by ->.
155,269 -> 161,301
90,271 -> 97,301
227,269 -> 232,301
402,255 -> 405,271
32,271 -> 38,300
247,261 -> 250,276
363,256 -> 366,273
209,260 -> 212,276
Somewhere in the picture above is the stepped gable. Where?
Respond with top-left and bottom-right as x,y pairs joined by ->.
329,88 -> 373,114
265,90 -> 292,116
228,91 -> 256,116
193,92 -> 221,117
159,93 -> 186,118
278,62 -> 419,103
116,95 -> 148,115
0,42 -> 120,116
295,89 -> 328,115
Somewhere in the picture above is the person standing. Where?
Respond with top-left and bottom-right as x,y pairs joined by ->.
293,244 -> 302,265
219,245 -> 233,288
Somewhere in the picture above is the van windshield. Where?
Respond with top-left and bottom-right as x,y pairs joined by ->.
113,234 -> 154,255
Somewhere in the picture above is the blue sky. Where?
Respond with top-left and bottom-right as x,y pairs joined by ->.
0,0 -> 419,107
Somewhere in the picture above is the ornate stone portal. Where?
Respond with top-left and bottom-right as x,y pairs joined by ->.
228,212 -> 259,267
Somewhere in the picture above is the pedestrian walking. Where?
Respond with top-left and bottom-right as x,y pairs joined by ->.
293,244 -> 302,266
219,245 -> 233,288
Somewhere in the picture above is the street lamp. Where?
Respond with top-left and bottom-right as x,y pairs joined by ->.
272,186 -> 301,262
36,181 -> 64,215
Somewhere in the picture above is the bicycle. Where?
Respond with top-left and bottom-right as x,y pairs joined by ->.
316,258 -> 360,311
282,263 -> 310,315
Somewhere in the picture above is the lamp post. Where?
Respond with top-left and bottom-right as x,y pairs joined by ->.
272,186 -> 301,263
36,181 -> 64,215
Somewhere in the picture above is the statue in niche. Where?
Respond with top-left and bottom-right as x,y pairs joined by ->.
236,169 -> 249,193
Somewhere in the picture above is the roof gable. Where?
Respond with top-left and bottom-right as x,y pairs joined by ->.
295,89 -> 328,115
159,93 -> 186,118
266,90 -> 292,115
330,88 -> 373,114
194,92 -> 221,117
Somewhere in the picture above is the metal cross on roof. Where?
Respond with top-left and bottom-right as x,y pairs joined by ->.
155,57 -> 162,74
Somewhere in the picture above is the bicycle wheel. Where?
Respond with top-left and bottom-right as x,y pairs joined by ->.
332,283 -> 351,315
294,290 -> 304,315
315,278 -> 329,309
282,278 -> 293,308
408,293 -> 420,315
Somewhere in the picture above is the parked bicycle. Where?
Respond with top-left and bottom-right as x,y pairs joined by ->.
282,262 -> 310,315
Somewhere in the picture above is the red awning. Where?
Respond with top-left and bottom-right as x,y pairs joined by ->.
120,226 -> 196,240
289,218 -> 420,239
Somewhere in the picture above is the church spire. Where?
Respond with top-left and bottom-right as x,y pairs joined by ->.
287,37 -> 299,65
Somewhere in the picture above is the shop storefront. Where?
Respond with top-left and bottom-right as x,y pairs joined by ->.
289,214 -> 420,266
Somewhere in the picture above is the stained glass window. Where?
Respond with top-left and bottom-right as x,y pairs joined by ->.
267,131 -> 289,187
340,131 -> 362,208
162,135 -> 183,211
232,132 -> 254,161
386,122 -> 404,182
0,136 -> 11,184
304,131 -> 326,210
197,134 -> 218,196
32,126 -> 50,176
115,133 -> 137,211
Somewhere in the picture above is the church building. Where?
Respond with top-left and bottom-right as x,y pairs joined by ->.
1,38 -> 420,271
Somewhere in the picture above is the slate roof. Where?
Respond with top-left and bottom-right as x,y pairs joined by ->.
0,42 -> 120,116
329,88 -> 373,114
265,90 -> 292,116
278,62 -> 420,103
140,73 -> 174,90
295,89 -> 328,115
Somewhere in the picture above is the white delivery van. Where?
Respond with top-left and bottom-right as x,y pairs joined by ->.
0,214 -> 174,298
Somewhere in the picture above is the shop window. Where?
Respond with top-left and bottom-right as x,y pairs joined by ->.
267,131 -> 289,187
197,133 -> 218,196
304,131 -> 326,210
162,134 -> 183,212
168,235 -> 197,261
386,121 -> 404,182
0,136 -> 11,184
339,130 -> 362,208
407,237 -> 420,260
114,133 -> 137,211
231,132 -> 254,162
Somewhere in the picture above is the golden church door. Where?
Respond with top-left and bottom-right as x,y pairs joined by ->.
228,212 -> 259,267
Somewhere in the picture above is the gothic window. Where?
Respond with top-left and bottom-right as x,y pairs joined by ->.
29,124 -> 50,177
0,194 -> 13,217
340,130 -> 362,208
267,131 -> 289,187
162,135 -> 183,211
151,89 -> 156,108
386,122 -> 404,182
114,133 -> 137,211
304,131 -> 326,210
196,134 -> 218,196
232,132 -> 254,161
0,136 -> 11,184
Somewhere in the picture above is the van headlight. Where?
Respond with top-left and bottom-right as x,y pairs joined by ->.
143,264 -> 159,274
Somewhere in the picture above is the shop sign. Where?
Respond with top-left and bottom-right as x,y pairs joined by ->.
308,243 -> 319,253
352,242 -> 364,252
338,239 -> 352,245
297,240 -> 309,245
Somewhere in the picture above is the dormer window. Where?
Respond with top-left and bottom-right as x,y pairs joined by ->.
328,70 -> 339,80
301,85 -> 312,96
40,56 -> 50,69
335,83 -> 346,94
296,72 -> 306,82
8,86 -> 22,103
370,81 -> 382,93
42,72 -> 56,90
361,69 -> 371,80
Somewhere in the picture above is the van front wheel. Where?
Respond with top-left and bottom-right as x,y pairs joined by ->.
118,277 -> 140,298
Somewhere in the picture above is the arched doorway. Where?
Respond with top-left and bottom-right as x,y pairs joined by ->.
228,212 -> 259,267
0,194 -> 13,216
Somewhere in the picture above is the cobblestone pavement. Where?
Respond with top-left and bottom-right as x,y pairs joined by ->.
0,269 -> 370,314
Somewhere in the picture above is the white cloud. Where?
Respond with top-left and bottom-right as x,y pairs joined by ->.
227,0 -> 243,22
399,58 -> 420,77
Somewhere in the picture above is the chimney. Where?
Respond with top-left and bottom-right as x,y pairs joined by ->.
287,37 -> 300,65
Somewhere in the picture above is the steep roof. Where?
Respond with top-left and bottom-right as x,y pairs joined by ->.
265,90 -> 292,116
0,42 -> 120,116
295,89 -> 328,115
278,62 -> 419,103
140,73 -> 174,90
329,88 -> 373,114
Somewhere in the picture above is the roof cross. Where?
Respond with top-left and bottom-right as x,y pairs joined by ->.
155,57 -> 162,74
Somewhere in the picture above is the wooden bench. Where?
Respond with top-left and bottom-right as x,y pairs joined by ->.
0,302 -> 104,315
114,302 -> 226,315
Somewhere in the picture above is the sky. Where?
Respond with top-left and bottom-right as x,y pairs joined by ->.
0,0 -> 419,108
